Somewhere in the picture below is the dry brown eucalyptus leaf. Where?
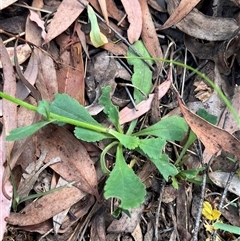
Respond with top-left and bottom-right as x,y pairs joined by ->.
178,95 -> 240,164
6,185 -> 86,226
37,125 -> 100,199
107,205 -> 144,233
184,34 -> 240,74
57,40 -> 85,105
208,172 -> 240,196
0,37 -> 17,166
167,0 -> 239,41
161,0 -> 201,29
44,0 -> 87,44
121,0 -> 142,43
0,0 -> 17,10
139,0 -> 163,68
34,48 -> 58,101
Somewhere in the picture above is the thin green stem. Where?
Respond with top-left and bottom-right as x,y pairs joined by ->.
0,91 -> 109,134
100,141 -> 119,174
163,59 -> 240,126
0,91 -> 37,112
123,57 -> 240,126
49,112 -> 108,133
126,119 -> 138,135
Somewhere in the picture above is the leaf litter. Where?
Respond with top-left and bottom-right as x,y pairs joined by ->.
1,0 -> 240,240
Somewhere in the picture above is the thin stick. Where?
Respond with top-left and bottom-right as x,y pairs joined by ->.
154,180 -> 166,240
193,140 -> 207,241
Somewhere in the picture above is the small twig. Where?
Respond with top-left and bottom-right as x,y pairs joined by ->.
116,58 -> 138,110
212,162 -> 239,241
13,2 -> 53,13
169,203 -> 180,241
193,139 -> 207,241
154,179 -> 166,241
124,86 -> 138,111
180,48 -> 188,97
185,60 -> 209,82
116,57 -> 133,75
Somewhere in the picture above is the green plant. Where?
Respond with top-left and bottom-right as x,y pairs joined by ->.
0,87 -> 187,210
2,49 -> 240,212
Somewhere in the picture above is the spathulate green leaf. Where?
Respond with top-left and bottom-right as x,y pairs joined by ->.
135,116 -> 188,141
50,93 -> 102,127
138,137 -> 166,159
151,154 -> 179,181
6,121 -> 51,141
88,5 -> 108,48
127,40 -> 153,103
109,130 -> 140,149
74,127 -> 112,142
104,145 -> 146,209
99,86 -> 120,131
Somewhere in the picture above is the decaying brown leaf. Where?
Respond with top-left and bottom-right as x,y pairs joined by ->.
222,86 -> 240,134
100,41 -> 128,56
34,48 -> 58,101
166,0 -> 239,41
0,152 -> 12,241
90,209 -> 106,241
0,0 -> 17,10
208,172 -> 240,196
139,0 -> 163,68
75,22 -> 90,58
0,38 -> 17,156
98,0 -> 109,25
59,196 -> 95,233
184,34 -> 240,74
25,14 -> 43,46
17,153 -> 61,199
147,0 -> 167,12
121,0 -> 142,43
16,53 -> 38,100
6,185 -> 86,226
0,44 -> 31,68
161,0 -> 201,30
178,95 -> 240,164
107,205 -> 144,233
57,35 -> 85,105
29,10 -> 46,40
37,125 -> 100,199
88,0 -> 127,26
44,0 -> 87,44
193,80 -> 212,102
